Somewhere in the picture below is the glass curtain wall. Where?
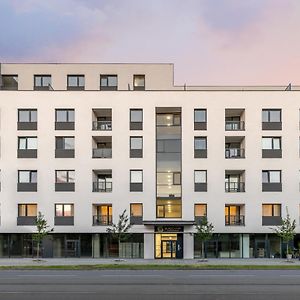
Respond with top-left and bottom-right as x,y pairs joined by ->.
156,108 -> 182,218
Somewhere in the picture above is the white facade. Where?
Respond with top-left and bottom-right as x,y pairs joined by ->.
0,63 -> 300,259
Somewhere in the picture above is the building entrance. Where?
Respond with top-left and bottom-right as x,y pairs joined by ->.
65,240 -> 80,257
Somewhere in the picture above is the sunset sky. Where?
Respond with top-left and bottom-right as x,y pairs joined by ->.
1,0 -> 300,85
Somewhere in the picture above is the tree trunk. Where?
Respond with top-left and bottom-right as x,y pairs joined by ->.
118,237 -> 121,258
201,241 -> 205,259
37,242 -> 40,260
287,243 -> 289,259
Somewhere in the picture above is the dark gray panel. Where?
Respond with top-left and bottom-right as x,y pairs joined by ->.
130,216 -> 143,225
92,148 -> 112,158
194,149 -> 207,158
42,236 -> 53,258
55,149 -> 75,158
17,216 -> 37,226
17,183 -> 37,192
262,149 -> 282,158
194,216 -> 206,225
17,122 -> 37,130
67,86 -> 84,91
262,122 -> 282,130
194,122 -> 207,130
130,183 -> 143,192
55,183 -> 75,192
262,216 -> 282,226
130,122 -> 143,130
34,86 -> 49,91
130,149 -> 143,158
55,122 -> 75,130
262,182 -> 282,192
194,183 -> 207,192
17,149 -> 37,158
100,86 -> 118,91
54,216 -> 74,226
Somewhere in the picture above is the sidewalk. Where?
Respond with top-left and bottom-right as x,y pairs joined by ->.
0,258 -> 300,266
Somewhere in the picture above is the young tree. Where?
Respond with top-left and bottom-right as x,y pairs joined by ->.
274,207 -> 296,260
32,212 -> 53,260
195,217 -> 214,260
106,209 -> 132,257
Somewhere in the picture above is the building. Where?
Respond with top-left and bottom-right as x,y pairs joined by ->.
0,63 -> 300,259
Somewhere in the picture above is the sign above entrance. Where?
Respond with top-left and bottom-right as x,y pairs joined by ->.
155,226 -> 184,233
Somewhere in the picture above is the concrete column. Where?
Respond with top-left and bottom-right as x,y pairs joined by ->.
92,234 -> 100,258
144,233 -> 154,259
184,233 -> 194,259
242,234 -> 250,258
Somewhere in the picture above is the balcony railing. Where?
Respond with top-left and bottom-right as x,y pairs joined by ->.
225,182 -> 245,192
93,181 -> 112,192
225,148 -> 245,159
225,121 -> 245,131
92,148 -> 112,158
93,215 -> 112,225
92,121 -> 112,131
225,215 -> 245,226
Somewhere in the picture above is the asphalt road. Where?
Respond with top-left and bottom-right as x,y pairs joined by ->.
0,269 -> 300,299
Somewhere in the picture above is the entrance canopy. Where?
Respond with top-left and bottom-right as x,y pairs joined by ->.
143,220 -> 195,225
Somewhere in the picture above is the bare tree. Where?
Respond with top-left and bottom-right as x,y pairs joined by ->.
195,217 -> 214,260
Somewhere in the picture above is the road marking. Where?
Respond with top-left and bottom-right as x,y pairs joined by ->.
17,274 -> 78,277
189,274 -> 255,277
101,274 -> 163,277
280,275 -> 300,277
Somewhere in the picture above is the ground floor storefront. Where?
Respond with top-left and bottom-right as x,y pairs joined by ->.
0,232 -> 299,259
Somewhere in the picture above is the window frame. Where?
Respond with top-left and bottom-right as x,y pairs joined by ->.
55,203 -> 74,217
18,109 -> 37,123
262,109 -> 281,122
262,170 -> 281,183
55,109 -> 75,123
55,170 -> 75,183
18,170 -> 37,183
130,169 -> 143,184
67,75 -> 85,88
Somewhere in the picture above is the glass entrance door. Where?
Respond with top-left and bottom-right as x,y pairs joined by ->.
155,233 -> 183,259
65,240 -> 80,257
161,240 -> 176,258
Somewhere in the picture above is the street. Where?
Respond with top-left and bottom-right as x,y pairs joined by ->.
0,269 -> 299,299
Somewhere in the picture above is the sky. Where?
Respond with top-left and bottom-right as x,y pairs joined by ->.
0,0 -> 300,85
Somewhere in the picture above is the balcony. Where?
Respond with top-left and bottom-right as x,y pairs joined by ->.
262,216 -> 282,226
17,149 -> 37,158
93,215 -> 112,226
225,121 -> 245,131
92,120 -> 112,131
225,182 -> 245,192
17,183 -> 37,192
225,148 -> 245,159
17,216 -> 37,226
225,108 -> 245,131
93,182 -> 112,192
225,215 -> 245,226
54,216 -> 74,226
92,148 -> 112,158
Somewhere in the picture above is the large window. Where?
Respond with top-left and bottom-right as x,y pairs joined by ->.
262,137 -> 281,149
262,204 -> 281,216
194,170 -> 207,183
194,204 -> 207,217
34,75 -> 51,89
56,137 -> 75,150
55,109 -> 75,122
130,136 -> 143,158
18,137 -> 37,149
262,109 -> 281,122
18,109 -> 37,123
55,204 -> 74,217
262,170 -> 281,183
55,170 -> 75,183
130,203 -> 143,217
130,109 -> 143,130
67,75 -> 84,89
130,170 -> 143,183
156,199 -> 182,218
18,170 -> 37,183
194,109 -> 207,123
194,137 -> 207,150
18,204 -> 37,217
100,75 -> 118,90
133,75 -> 145,90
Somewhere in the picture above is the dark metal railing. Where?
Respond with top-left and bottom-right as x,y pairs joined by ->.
225,182 -> 245,192
93,181 -> 112,192
225,148 -> 245,158
225,215 -> 245,226
92,121 -> 112,131
93,215 -> 112,225
225,121 -> 245,131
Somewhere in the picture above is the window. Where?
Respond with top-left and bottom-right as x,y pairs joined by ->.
262,137 -> 281,149
130,136 -> 143,158
1,75 -> 18,90
262,109 -> 281,122
133,75 -> 145,90
55,109 -> 74,122
18,170 -> 37,183
67,75 -> 84,89
194,109 -> 207,124
56,137 -> 75,150
55,204 -> 74,217
34,75 -> 51,89
262,204 -> 281,216
156,199 -> 182,218
195,204 -> 207,217
130,109 -> 143,130
194,170 -> 207,183
18,137 -> 37,149
55,170 -> 75,183
130,170 -> 143,183
130,203 -> 143,217
100,75 -> 118,90
18,109 -> 37,123
194,137 -> 207,150
262,170 -> 281,183
18,204 -> 37,217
